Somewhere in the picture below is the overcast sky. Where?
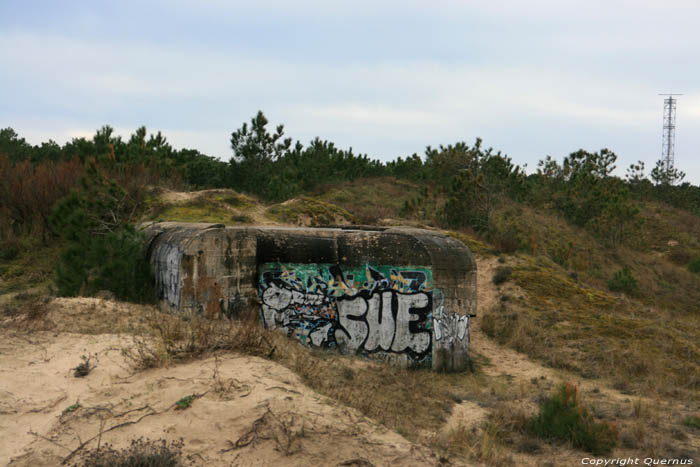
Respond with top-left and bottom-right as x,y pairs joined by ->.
2,0 -> 699,182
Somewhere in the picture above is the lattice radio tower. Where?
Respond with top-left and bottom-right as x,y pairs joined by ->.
659,93 -> 682,173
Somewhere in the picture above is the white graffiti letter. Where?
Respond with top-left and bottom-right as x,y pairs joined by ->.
262,284 -> 292,310
337,297 -> 368,350
392,293 -> 430,354
364,292 -> 396,351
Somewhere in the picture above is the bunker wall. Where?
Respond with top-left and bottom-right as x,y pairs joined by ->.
145,222 -> 476,371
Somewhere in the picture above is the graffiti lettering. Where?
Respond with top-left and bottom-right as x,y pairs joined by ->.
335,291 -> 431,354
433,305 -> 469,345
259,264 -> 434,363
363,293 -> 394,351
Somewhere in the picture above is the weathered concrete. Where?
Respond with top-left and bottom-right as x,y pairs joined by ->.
144,222 -> 476,371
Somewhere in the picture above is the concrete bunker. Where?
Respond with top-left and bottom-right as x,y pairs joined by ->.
144,222 -> 477,371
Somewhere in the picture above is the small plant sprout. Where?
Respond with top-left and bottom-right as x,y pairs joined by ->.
175,395 -> 195,410
73,353 -> 97,377
64,402 -> 81,413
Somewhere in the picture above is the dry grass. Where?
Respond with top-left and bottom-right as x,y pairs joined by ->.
265,196 -> 355,226
447,230 -> 494,256
431,400 -> 533,465
146,196 -> 247,225
0,237 -> 60,298
0,294 -> 55,333
477,199 -> 700,315
75,437 -> 187,467
480,256 -> 700,401
121,308 -> 275,369
316,176 -> 421,225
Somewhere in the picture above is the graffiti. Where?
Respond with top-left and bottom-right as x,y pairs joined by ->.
259,264 -> 434,362
433,302 -> 469,346
153,243 -> 183,308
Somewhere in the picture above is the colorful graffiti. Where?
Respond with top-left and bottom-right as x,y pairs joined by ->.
258,264 -> 434,363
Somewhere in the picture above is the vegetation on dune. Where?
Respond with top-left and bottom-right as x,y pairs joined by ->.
121,306 -> 533,464
480,256 -> 700,399
529,383 -> 617,455
266,196 -> 355,226
319,176 -> 420,225
607,266 -> 639,295
147,196 -> 249,225
76,438 -> 187,467
49,162 -> 155,302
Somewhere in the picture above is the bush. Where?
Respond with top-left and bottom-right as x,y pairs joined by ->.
529,383 -> 617,455
76,437 -> 186,467
53,223 -> 154,302
487,225 -> 525,254
682,416 -> 700,429
688,257 -> 700,274
50,163 -> 155,302
87,227 -> 154,302
668,246 -> 693,266
0,240 -> 20,261
492,266 -> 513,285
0,155 -> 84,238
607,267 -> 638,295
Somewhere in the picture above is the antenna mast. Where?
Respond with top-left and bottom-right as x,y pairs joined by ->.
659,93 -> 682,175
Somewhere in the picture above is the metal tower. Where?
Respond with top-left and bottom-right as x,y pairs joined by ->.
659,93 -> 682,173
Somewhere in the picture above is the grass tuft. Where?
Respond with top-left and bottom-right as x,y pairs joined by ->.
607,266 -> 639,295
121,308 -> 275,369
529,383 -> 617,455
76,437 -> 186,467
682,416 -> 700,429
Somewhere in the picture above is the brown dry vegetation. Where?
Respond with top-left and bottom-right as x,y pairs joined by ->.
315,176 -> 424,225
266,196 -> 356,226
474,217 -> 700,402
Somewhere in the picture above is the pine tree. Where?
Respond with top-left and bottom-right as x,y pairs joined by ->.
49,161 -> 154,302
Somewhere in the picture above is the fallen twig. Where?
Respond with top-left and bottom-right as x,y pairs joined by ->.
27,429 -> 72,452
28,393 -> 67,413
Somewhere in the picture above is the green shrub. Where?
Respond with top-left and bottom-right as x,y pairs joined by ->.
50,163 -> 155,303
529,383 -> 617,455
682,416 -> 700,429
688,257 -> 700,274
0,241 -> 20,261
607,266 -> 638,295
53,224 -> 154,302
492,266 -> 512,285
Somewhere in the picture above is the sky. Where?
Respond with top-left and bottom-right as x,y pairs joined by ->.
1,0 -> 699,183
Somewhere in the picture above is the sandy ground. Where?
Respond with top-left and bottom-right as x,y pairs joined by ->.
1,328 -> 445,466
